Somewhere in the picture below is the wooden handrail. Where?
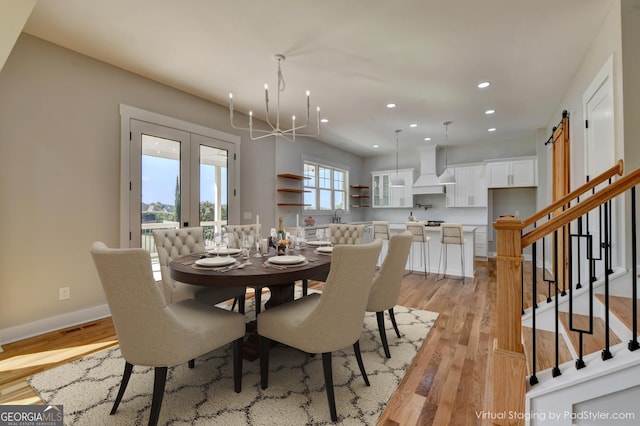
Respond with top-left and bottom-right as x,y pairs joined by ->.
522,165 -> 640,248
522,160 -> 624,228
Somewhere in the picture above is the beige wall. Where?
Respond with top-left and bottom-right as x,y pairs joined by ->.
0,34 -> 364,341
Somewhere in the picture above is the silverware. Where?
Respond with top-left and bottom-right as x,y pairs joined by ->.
263,262 -> 286,270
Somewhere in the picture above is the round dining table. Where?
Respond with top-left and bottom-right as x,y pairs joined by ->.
169,247 -> 331,309
170,248 -> 332,360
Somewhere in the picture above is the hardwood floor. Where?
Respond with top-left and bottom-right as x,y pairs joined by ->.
0,260 -> 497,425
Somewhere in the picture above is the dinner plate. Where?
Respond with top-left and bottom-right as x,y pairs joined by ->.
195,257 -> 236,267
307,241 -> 331,247
208,247 -> 241,256
316,246 -> 333,254
267,255 -> 306,265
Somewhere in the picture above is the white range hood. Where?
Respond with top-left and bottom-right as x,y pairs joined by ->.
412,146 -> 445,195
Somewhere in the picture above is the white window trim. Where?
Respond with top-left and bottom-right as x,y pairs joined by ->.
119,104 -> 241,247
303,159 -> 349,213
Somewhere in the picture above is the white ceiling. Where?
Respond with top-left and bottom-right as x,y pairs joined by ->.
22,0 -> 613,156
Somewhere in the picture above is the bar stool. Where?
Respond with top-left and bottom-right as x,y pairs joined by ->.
372,221 -> 390,264
437,223 -> 464,281
406,222 -> 430,276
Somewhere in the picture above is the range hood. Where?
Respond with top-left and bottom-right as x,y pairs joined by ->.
412,146 -> 445,195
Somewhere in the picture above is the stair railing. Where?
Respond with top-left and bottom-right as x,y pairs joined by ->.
492,160 -> 640,424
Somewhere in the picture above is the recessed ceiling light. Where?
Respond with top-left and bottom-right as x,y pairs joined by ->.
373,144 -> 379,148
320,118 -> 328,123
478,81 -> 491,89
485,109 -> 495,115
386,103 -> 396,109
424,137 -> 431,141
410,123 -> 418,128
488,127 -> 496,132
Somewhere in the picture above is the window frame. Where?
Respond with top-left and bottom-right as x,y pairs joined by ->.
303,160 -> 349,213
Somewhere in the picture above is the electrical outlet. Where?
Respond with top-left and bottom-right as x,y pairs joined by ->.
59,287 -> 70,300
515,210 -> 520,217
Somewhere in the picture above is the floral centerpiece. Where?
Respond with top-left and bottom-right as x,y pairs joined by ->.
277,238 -> 289,254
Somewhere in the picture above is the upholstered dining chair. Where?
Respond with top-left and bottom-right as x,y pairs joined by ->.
224,224 -> 270,313
257,239 -> 382,422
90,242 -> 245,426
153,227 -> 246,312
366,232 -> 413,358
438,223 -> 465,281
405,222 -> 431,276
328,224 -> 365,245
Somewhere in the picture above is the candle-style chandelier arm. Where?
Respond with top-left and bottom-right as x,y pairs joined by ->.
227,54 -> 321,142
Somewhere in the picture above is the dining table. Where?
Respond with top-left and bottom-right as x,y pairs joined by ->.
169,247 -> 332,359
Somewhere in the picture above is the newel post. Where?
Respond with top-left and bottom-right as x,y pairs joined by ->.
492,215 -> 526,425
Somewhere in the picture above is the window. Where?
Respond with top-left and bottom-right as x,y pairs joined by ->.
303,161 -> 347,211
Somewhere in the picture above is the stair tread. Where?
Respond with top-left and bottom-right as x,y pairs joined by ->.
558,311 -> 621,356
522,326 -> 573,375
595,294 -> 640,332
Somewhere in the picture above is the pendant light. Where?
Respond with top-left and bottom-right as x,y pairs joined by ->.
438,121 -> 456,185
390,129 -> 405,187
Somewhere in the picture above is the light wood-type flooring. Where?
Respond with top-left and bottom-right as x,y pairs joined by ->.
1,260 -> 500,425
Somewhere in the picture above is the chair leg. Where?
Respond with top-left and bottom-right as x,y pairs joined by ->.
188,359 -> 195,369
376,311 -> 391,359
233,337 -> 243,393
302,279 -> 308,296
259,336 -> 270,390
238,294 -> 246,314
353,341 -> 370,386
321,352 -> 338,422
231,298 -> 237,312
110,362 -> 133,415
437,243 -> 445,281
149,367 -> 168,426
426,239 -> 431,276
255,288 -> 262,315
388,308 -> 401,338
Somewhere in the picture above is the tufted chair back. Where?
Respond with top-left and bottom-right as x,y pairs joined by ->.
153,227 -> 205,303
225,224 -> 261,249
372,221 -> 390,241
328,224 -> 365,245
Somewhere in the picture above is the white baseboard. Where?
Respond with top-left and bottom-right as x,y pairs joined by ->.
0,304 -> 111,346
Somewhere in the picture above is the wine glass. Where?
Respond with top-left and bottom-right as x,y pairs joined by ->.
254,235 -> 262,257
316,228 -> 325,243
213,232 -> 222,257
270,228 -> 277,249
242,234 -> 254,264
220,233 -> 229,257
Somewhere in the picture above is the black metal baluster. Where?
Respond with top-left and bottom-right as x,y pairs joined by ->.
530,241 -> 539,385
543,213 -> 554,303
629,186 -> 639,352
602,193 -> 613,361
576,196 -> 583,290
552,229 -> 562,377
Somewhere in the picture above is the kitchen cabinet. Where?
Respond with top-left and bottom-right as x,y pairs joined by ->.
445,164 -> 487,207
486,157 -> 537,188
276,173 -> 311,206
371,169 -> 414,208
474,225 -> 487,258
350,184 -> 370,208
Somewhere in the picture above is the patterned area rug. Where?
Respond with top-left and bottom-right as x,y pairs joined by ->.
29,305 -> 437,425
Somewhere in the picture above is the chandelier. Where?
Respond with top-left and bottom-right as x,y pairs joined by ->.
229,54 -> 320,142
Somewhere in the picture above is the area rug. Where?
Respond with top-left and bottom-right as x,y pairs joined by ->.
28,305 -> 438,425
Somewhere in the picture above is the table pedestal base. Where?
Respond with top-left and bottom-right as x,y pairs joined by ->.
243,282 -> 295,361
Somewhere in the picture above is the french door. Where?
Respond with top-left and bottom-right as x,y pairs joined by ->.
128,119 -> 236,252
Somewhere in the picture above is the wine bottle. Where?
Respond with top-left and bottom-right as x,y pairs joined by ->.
277,216 -> 286,242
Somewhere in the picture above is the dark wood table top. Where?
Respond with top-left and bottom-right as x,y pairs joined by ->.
169,248 -> 331,288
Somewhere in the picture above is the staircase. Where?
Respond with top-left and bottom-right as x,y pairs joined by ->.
492,160 -> 640,425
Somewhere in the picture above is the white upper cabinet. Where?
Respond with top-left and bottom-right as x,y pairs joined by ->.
486,157 -> 537,188
372,169 -> 414,208
445,164 -> 487,207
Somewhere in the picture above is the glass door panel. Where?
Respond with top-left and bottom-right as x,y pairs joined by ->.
198,144 -> 228,246
140,134 -> 181,251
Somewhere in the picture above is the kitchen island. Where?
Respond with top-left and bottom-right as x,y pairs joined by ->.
387,223 -> 477,278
